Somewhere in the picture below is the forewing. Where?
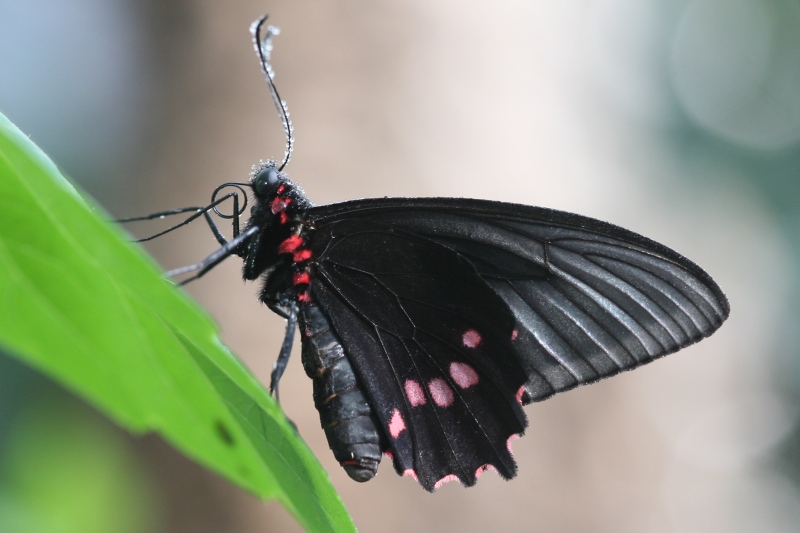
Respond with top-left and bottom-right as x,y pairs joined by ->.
309,198 -> 730,403
307,220 -> 528,491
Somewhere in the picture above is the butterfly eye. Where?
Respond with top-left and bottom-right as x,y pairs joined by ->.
254,168 -> 280,196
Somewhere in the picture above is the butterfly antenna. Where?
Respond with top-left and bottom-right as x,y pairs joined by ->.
251,15 -> 293,171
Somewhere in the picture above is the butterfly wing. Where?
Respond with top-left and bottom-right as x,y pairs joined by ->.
307,220 -> 528,490
304,197 -> 729,489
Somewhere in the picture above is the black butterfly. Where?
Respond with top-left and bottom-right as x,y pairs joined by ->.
124,17 -> 729,492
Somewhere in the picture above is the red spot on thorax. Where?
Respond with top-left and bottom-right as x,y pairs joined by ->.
276,185 -> 285,194
278,235 -> 302,254
293,249 -> 312,262
292,272 -> 310,286
270,196 -> 287,214
297,292 -> 311,303
279,212 -> 288,225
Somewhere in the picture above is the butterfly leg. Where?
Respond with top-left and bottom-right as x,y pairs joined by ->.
270,302 -> 298,403
267,302 -> 291,319
185,191 -> 242,246
202,206 -> 231,246
165,225 -> 260,284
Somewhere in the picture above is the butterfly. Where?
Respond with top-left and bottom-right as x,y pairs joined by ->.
125,17 -> 729,492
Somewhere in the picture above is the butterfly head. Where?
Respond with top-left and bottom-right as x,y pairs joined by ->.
248,160 -> 311,227
251,160 -> 285,199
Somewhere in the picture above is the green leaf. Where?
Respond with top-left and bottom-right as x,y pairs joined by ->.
0,111 -> 354,533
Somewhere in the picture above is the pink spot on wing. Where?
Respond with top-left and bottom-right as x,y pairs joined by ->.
434,474 -> 459,489
384,450 -> 394,461
428,378 -> 454,407
507,434 -> 520,454
462,329 -> 482,348
515,386 -> 526,405
404,379 -> 427,406
403,469 -> 418,481
278,235 -> 302,254
474,465 -> 498,482
388,409 -> 406,438
511,329 -> 519,340
293,249 -> 312,262
449,362 -> 479,389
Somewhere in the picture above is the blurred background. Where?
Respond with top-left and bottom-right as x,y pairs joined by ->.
1,0 -> 798,531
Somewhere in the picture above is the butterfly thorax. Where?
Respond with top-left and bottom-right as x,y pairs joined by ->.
241,162 -> 314,308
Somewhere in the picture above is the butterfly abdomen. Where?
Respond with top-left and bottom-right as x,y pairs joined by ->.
299,302 -> 384,482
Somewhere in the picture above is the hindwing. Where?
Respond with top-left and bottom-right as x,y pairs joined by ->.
307,220 -> 527,490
